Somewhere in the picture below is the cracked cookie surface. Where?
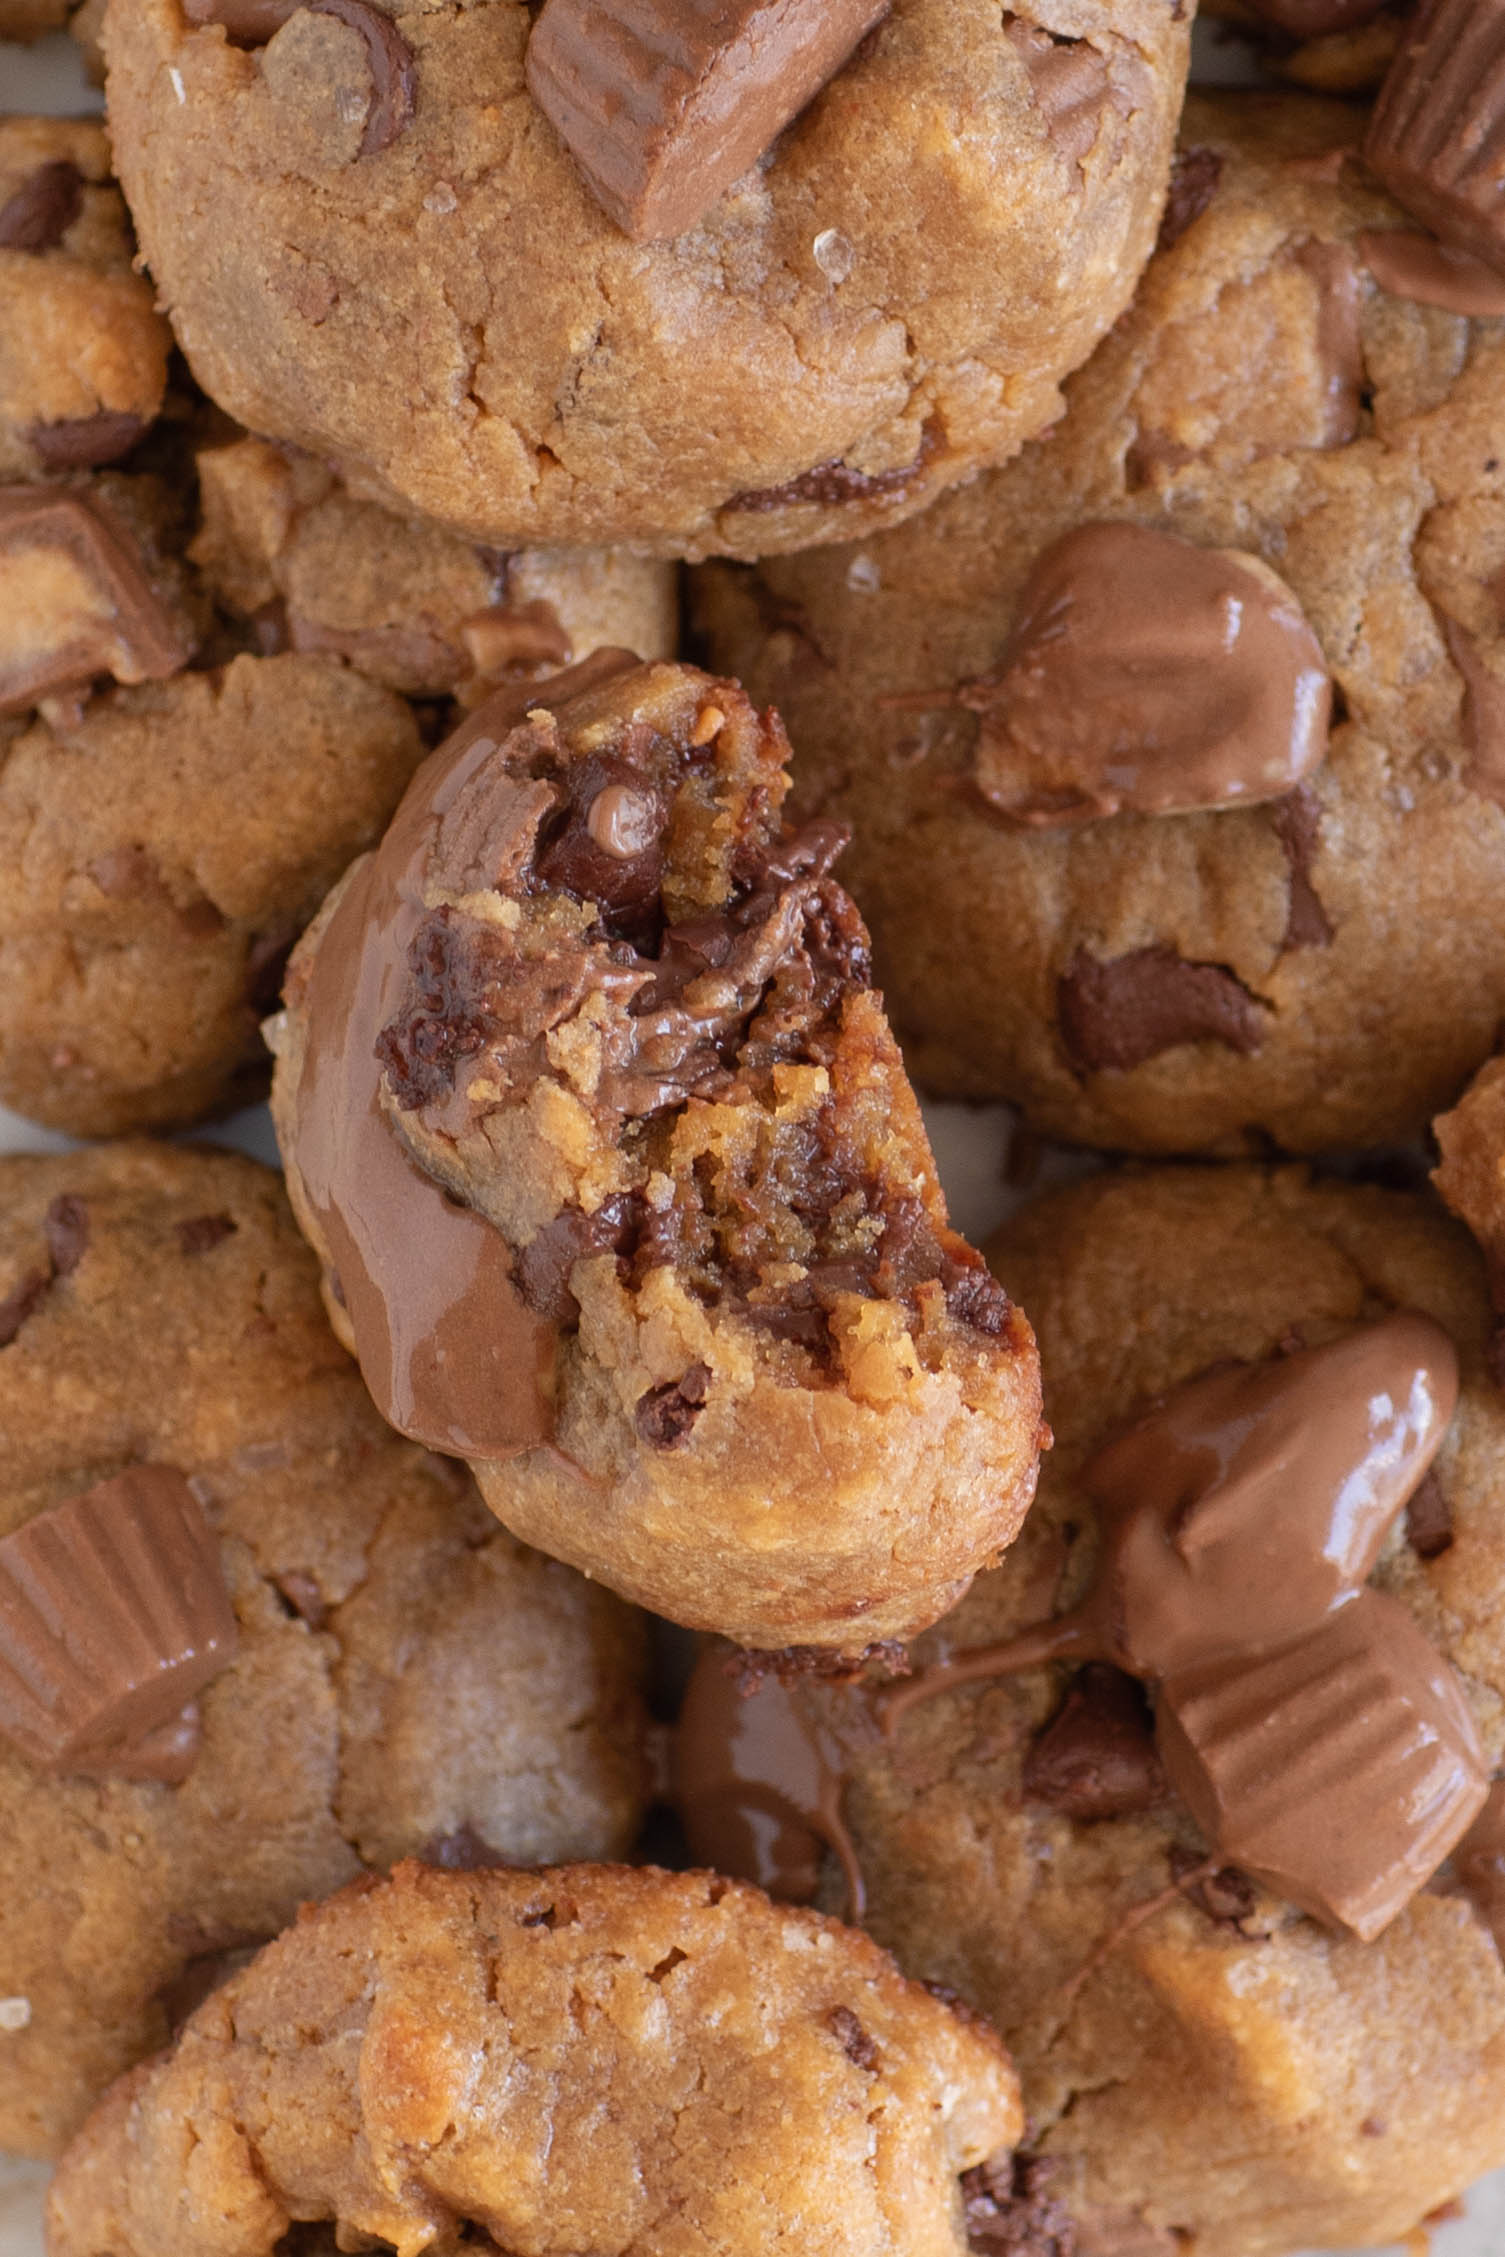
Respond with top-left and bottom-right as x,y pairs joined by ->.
0,1142 -> 647,2159
688,1165 -> 1505,2256
694,92 -> 1505,1152
272,655 -> 1043,1653
46,1860 -> 1021,2257
101,0 -> 1188,558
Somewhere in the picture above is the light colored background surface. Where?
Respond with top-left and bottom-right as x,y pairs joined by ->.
2,16 -> 1504,2254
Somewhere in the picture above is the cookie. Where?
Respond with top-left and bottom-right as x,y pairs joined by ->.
0,403 -> 677,1135
0,1142 -> 648,2159
1200,0 -> 1403,93
270,652 -> 1044,1655
694,91 -> 1505,1155
191,432 -> 679,700
102,0 -> 1190,557
0,116 -> 170,482
676,1163 -> 1505,2257
46,1860 -> 1021,2257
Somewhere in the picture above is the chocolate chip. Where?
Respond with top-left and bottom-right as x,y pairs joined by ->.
177,1213 -> 239,1257
1003,15 -> 1111,173
533,753 -> 666,938
307,0 -> 417,158
635,1361 -> 712,1448
1271,785 -> 1333,952
1366,0 -> 1505,275
1023,1666 -> 1166,1824
728,452 -> 924,515
827,2003 -> 879,2070
526,0 -> 889,241
43,1195 -> 88,1278
155,1938 -> 265,2033
1405,1469 -> 1455,1561
1168,1845 -> 1260,1932
421,1822 -> 510,1870
1058,947 -> 1265,1074
962,2155 -> 1077,2256
1157,145 -> 1222,252
26,411 -> 148,471
0,159 -> 84,253
516,1199 -> 639,1326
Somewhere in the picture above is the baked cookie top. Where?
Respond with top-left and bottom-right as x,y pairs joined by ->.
102,0 -> 1189,556
46,1859 -> 1022,2257
0,1143 -> 647,2157
693,90 -> 1505,1153
676,1162 -> 1505,2257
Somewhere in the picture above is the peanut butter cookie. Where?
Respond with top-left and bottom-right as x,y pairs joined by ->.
270,653 -> 1044,1654
0,1142 -> 648,2159
695,91 -> 1505,1153
47,1861 -> 1021,2257
102,0 -> 1189,557
676,1163 -> 1505,2256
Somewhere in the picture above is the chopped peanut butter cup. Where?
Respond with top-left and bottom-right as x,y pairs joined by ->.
0,1465 -> 236,1780
1366,0 -> 1505,277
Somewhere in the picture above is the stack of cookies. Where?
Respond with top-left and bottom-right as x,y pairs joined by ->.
2,2 -> 1505,2251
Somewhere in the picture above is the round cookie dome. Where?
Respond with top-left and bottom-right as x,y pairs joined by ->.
101,0 -> 1190,558
694,90 -> 1505,1153
46,1861 -> 1022,2257
0,1143 -> 648,2157
676,1161 -> 1505,2256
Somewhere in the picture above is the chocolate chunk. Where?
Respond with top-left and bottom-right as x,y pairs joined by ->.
1156,1591 -> 1487,1941
635,1361 -> 712,1448
526,0 -> 890,241
1003,16 -> 1111,173
1292,239 -> 1364,448
962,2155 -> 1077,2256
26,412 -> 148,471
375,904 -> 579,1112
176,1213 -> 239,1257
534,753 -> 667,938
1023,1665 -> 1165,1823
1157,145 -> 1222,252
43,1195 -> 88,1278
0,159 -> 84,253
420,1822 -> 510,1870
1058,947 -> 1265,1074
515,1199 -> 638,1327
827,2003 -> 878,2070
1271,785 -> 1333,951
0,484 -> 195,715
1366,0 -> 1505,279
1358,228 -> 1505,317
969,527 -> 1331,828
0,1465 -> 238,1778
1405,1469 -> 1455,1561
308,0 -> 417,158
728,452 -> 923,515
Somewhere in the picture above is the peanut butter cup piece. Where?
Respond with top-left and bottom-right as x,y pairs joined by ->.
1366,0 -> 1505,277
0,484 -> 194,715
967,523 -> 1332,826
1157,1592 -> 1487,1941
0,1465 -> 236,1778
526,0 -> 890,241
